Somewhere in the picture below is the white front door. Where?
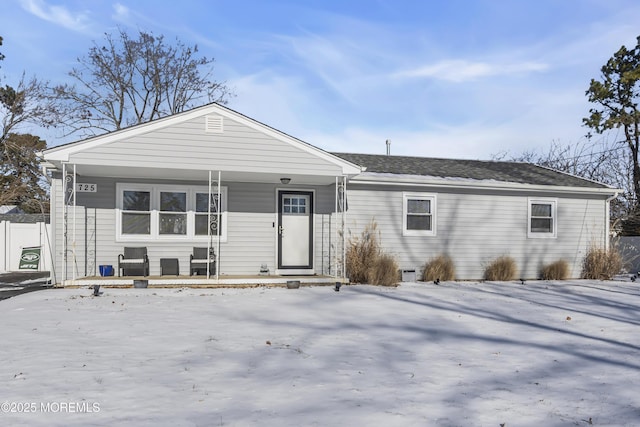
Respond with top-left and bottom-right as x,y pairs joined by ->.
278,191 -> 313,273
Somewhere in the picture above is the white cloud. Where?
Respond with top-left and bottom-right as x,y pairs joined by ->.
298,81 -> 593,161
112,3 -> 130,22
19,0 -> 92,32
394,59 -> 549,83
226,71 -> 313,138
281,32 -> 369,105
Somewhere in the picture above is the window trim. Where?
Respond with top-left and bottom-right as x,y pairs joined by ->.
527,198 -> 557,239
116,183 -> 227,242
402,192 -> 437,237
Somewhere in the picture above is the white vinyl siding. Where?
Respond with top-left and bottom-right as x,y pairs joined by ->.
48,171 -> 609,282
67,115 -> 346,177
344,185 -> 606,280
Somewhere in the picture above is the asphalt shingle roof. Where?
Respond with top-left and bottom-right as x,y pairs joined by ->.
0,214 -> 50,224
332,152 -> 609,189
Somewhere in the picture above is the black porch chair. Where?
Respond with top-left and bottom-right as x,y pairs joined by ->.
190,247 -> 216,276
118,247 -> 149,276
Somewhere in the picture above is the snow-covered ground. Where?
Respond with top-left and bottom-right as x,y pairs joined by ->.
1,280 -> 639,427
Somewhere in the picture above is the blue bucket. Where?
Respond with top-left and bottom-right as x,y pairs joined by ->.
99,265 -> 114,276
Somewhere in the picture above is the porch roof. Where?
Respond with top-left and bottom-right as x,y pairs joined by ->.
42,103 -> 362,185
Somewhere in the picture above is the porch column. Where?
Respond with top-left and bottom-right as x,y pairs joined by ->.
61,163 -> 78,283
335,176 -> 347,279
342,176 -> 347,279
62,163 -> 66,282
208,171 -> 221,280
72,164 -> 77,281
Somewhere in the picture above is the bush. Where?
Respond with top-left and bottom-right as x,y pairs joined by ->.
345,220 -> 399,286
422,255 -> 455,282
369,253 -> 400,286
346,221 -> 381,284
484,256 -> 518,281
581,245 -> 623,280
541,260 -> 570,280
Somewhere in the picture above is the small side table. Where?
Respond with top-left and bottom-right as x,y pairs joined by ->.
160,258 -> 179,276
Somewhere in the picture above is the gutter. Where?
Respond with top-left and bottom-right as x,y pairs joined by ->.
605,191 -> 620,251
39,157 -> 54,185
350,174 -> 621,197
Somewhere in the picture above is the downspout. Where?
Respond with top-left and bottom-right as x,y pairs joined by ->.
605,191 -> 619,251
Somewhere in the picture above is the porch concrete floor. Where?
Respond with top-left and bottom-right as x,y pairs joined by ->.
59,274 -> 347,288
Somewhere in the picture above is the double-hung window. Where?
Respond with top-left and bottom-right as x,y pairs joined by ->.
528,198 -> 557,238
195,192 -> 223,236
403,192 -> 436,236
159,191 -> 187,235
117,184 -> 227,241
122,189 -> 151,235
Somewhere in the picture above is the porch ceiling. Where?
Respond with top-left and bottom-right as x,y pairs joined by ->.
61,164 -> 343,185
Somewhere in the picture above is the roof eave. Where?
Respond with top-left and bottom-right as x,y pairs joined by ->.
349,172 -> 620,196
42,103 -> 363,176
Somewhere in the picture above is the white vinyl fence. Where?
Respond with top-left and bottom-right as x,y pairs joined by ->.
0,221 -> 52,272
616,236 -> 640,275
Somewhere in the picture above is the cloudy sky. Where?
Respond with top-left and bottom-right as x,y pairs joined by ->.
1,0 -> 639,159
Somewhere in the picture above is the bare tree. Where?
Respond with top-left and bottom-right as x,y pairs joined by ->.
0,35 -> 58,213
0,76 -> 56,213
1,74 -> 59,145
0,35 -> 5,64
52,28 -> 232,136
493,137 -> 631,224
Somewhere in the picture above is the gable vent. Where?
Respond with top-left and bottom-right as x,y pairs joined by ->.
205,115 -> 224,133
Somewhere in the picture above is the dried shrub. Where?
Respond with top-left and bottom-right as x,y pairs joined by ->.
541,260 -> 570,280
369,253 -> 400,286
422,255 -> 455,282
346,221 -> 381,284
484,256 -> 518,281
345,220 -> 399,286
581,245 -> 623,280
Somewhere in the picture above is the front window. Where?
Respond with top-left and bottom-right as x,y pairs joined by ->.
195,192 -> 222,236
528,198 -> 557,238
403,192 -> 436,236
159,191 -> 187,235
116,184 -> 227,241
122,190 -> 151,235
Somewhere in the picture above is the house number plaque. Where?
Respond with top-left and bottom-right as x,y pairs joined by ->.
76,183 -> 97,192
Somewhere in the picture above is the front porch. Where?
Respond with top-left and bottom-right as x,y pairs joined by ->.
44,104 -> 361,285
59,274 -> 348,288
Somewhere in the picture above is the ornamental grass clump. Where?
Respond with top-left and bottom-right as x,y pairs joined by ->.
581,245 -> 622,280
541,260 -> 570,280
484,256 -> 518,281
345,220 -> 399,286
369,253 -> 400,286
422,255 -> 455,282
